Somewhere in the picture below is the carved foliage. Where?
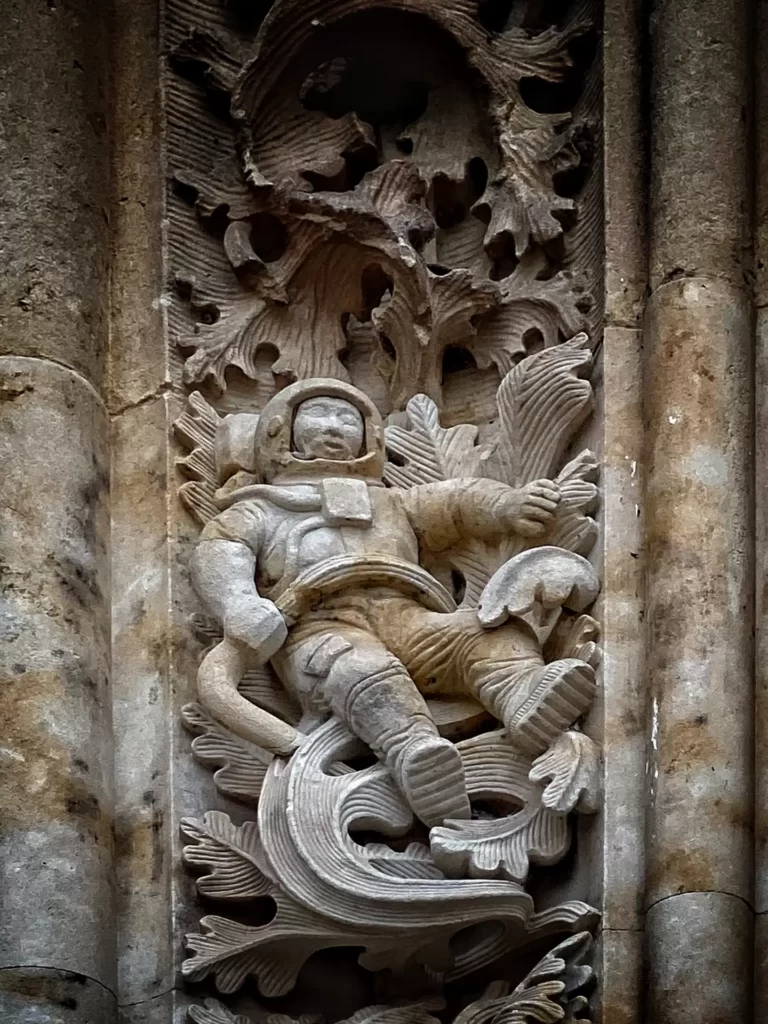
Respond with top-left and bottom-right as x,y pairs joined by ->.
170,1 -> 604,1018
181,720 -> 598,995
384,335 -> 597,606
189,932 -> 593,1024
169,0 -> 597,410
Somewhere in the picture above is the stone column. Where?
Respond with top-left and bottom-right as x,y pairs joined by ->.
645,2 -> 754,1021
0,4 -> 115,1022
597,2 -> 647,1022
755,4 -> 768,1018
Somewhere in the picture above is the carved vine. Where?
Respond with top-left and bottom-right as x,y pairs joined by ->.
167,1 -> 603,1021
169,0 -> 597,414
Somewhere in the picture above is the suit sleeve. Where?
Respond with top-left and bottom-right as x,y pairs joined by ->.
401,478 -> 518,552
193,504 -> 265,621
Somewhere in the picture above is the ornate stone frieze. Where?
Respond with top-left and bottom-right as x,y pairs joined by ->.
167,0 -> 602,1019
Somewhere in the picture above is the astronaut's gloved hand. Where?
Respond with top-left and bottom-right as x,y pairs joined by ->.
502,479 -> 561,537
223,595 -> 288,662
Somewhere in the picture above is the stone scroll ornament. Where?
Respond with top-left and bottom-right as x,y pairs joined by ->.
170,0 -> 602,1020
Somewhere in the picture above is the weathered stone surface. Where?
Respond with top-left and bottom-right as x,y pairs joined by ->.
0,968 -> 116,1024
0,2 -> 110,391
118,990 -> 195,1024
604,1 -> 646,328
594,929 -> 643,1024
755,913 -> 768,1024
756,305 -> 768,920
644,278 -> 753,909
646,893 -> 753,1024
112,397 -> 174,1009
755,10 -> 768,1019
0,358 -> 114,990
599,326 -> 645,932
649,0 -> 750,291
108,0 -> 166,412
645,4 -> 754,1021
599,4 -> 646,1008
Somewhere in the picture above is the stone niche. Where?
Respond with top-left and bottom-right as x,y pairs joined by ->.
161,1 -> 606,1023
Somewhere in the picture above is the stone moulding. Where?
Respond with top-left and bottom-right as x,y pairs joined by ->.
176,341 -> 602,1005
169,0 -> 596,409
188,930 -> 594,1023
166,0 -> 603,1019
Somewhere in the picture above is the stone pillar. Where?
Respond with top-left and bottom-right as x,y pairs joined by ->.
597,3 -> 647,1022
109,3 -> 179,1022
0,3 -> 115,1022
645,2 -> 754,1021
755,4 -> 768,1018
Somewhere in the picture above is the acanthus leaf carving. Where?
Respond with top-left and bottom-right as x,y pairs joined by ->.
453,932 -> 593,1024
170,0 -> 604,1018
172,27 -> 247,98
169,0 -> 595,403
529,732 -> 601,816
188,998 -> 256,1024
189,932 -> 594,1024
469,255 -> 590,378
174,392 -> 222,526
181,703 -> 269,806
480,333 -> 593,488
180,717 -> 599,993
189,1002 -> 320,1024
384,393 -> 482,488
181,811 -> 274,900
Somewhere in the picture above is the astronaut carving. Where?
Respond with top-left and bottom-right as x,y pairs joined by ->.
192,377 -> 597,829
174,335 -> 602,1003
167,0 -> 604,1014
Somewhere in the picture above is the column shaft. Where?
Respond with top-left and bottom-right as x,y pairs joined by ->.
0,3 -> 115,1021
755,3 -> 768,1018
645,2 -> 754,1021
597,1 -> 647,1021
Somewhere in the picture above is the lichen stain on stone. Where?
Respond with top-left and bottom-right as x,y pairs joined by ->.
661,717 -> 718,777
0,668 -> 112,846
0,380 -> 35,402
0,968 -> 90,1011
115,784 -> 166,895
618,704 -> 643,740
656,847 -> 716,894
600,997 -> 637,1024
712,794 -> 751,834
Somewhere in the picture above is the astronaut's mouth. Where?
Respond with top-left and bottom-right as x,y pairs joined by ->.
293,440 -> 354,460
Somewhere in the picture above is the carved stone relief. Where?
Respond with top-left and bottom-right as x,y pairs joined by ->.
166,0 -> 602,1019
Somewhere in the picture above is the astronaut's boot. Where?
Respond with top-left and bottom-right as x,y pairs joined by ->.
320,645 -> 472,828
470,657 -> 596,755
394,731 -> 471,827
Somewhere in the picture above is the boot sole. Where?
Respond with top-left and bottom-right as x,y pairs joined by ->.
401,738 -> 472,827
508,658 -> 596,754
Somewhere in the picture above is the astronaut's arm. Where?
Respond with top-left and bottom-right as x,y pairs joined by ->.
403,477 -> 561,552
193,510 -> 286,660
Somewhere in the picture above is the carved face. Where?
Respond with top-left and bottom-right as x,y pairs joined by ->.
292,396 -> 365,461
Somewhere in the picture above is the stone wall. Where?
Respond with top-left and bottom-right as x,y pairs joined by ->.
0,2 -> 763,1023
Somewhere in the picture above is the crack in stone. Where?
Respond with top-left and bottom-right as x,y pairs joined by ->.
0,965 -> 117,1001
645,889 -> 754,915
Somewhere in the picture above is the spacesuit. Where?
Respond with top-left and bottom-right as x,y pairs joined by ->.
192,379 -> 595,828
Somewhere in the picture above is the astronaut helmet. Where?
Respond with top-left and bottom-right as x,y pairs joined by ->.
252,377 -> 386,484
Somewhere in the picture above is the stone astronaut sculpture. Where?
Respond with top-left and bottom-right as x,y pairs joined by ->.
192,378 -> 596,828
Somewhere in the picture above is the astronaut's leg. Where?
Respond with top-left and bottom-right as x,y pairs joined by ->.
276,627 -> 471,827
388,606 -> 596,756
461,626 -> 596,754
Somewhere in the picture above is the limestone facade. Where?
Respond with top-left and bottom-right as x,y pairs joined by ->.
0,2 -> 764,1023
